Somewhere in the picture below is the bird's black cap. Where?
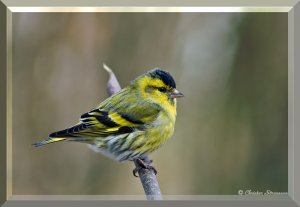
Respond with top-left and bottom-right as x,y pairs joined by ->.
148,68 -> 176,88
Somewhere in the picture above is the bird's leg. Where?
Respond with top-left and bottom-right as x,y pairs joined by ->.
133,158 -> 157,177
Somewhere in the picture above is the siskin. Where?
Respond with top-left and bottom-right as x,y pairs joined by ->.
33,68 -> 183,176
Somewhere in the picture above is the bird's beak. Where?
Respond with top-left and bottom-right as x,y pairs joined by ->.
170,88 -> 184,99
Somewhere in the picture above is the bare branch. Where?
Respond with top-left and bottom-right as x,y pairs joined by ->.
134,157 -> 162,200
103,64 -> 162,200
103,63 -> 121,96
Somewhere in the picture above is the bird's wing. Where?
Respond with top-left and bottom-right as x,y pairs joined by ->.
49,90 -> 161,139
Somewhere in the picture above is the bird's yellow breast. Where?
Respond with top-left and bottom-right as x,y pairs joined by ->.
138,110 -> 176,154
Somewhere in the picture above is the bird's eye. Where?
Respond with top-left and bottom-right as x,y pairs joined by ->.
158,87 -> 167,93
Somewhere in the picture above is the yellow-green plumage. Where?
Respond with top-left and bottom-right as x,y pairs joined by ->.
33,68 -> 183,162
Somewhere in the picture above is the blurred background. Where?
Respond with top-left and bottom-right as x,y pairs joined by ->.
12,12 -> 288,195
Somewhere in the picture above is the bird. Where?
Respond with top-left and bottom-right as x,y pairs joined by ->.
33,68 -> 183,176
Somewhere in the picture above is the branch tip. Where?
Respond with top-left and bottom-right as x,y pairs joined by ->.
102,63 -> 121,96
103,63 -> 112,74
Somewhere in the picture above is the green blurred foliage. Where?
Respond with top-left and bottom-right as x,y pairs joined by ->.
12,12 -> 287,195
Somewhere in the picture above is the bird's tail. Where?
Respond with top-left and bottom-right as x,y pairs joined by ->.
33,137 -> 94,147
32,137 -> 67,147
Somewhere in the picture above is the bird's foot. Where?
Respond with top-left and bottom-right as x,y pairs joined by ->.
133,158 -> 157,177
